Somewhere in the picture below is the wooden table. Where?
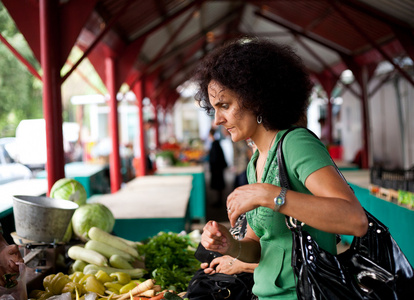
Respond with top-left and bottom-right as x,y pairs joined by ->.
156,165 -> 206,223
91,175 -> 193,241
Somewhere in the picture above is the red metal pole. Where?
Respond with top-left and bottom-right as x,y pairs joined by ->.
132,81 -> 146,177
39,0 -> 65,194
106,56 -> 122,192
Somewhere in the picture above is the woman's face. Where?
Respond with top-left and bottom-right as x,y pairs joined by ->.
208,80 -> 257,142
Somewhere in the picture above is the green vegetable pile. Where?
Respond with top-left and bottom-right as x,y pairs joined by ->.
138,232 -> 199,292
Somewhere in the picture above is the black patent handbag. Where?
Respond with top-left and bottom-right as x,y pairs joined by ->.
277,127 -> 414,300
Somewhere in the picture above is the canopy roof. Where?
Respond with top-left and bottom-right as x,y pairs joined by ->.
3,0 -> 414,107
2,0 -> 413,192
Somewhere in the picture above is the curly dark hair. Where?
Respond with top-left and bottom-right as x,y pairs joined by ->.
192,38 -> 313,130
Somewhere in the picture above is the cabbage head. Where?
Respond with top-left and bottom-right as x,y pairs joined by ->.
50,178 -> 87,206
72,203 -> 115,242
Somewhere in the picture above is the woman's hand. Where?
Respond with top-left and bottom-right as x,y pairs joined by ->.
201,255 -> 244,275
200,221 -> 234,254
227,183 -> 277,227
0,244 -> 24,287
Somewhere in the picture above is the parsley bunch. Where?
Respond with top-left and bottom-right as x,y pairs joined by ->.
138,232 -> 199,292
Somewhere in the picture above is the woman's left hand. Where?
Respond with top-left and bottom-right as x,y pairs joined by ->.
227,183 -> 276,227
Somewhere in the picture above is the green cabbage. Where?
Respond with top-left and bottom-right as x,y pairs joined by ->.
50,178 -> 87,206
71,203 -> 115,242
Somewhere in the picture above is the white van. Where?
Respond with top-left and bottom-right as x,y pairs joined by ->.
15,119 -> 80,170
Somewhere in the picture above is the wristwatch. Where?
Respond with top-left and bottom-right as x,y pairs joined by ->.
274,187 -> 287,212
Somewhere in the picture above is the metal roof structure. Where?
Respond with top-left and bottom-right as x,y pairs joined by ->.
1,0 -> 413,192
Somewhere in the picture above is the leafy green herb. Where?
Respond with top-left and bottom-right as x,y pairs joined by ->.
138,232 -> 199,291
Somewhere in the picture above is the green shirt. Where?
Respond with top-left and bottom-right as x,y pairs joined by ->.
246,127 -> 337,299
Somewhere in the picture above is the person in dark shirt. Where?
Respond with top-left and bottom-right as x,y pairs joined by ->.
208,128 -> 228,207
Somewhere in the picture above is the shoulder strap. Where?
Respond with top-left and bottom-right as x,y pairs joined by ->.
276,126 -> 348,190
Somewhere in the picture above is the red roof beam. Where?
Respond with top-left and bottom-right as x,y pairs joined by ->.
330,1 -> 414,87
62,0 -> 137,83
0,32 -> 41,81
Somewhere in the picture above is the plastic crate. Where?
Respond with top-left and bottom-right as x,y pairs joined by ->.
370,166 -> 414,192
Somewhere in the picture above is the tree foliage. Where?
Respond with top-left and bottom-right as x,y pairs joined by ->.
0,3 -> 43,137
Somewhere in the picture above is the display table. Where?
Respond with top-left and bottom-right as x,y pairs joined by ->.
91,175 -> 193,241
36,162 -> 109,198
156,165 -> 206,223
342,170 -> 414,265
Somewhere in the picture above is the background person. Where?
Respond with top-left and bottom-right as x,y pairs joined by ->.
193,38 -> 367,299
208,128 -> 228,207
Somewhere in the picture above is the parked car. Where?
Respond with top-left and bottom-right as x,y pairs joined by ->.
0,137 -> 33,185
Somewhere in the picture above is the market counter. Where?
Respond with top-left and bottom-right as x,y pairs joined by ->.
342,170 -> 414,265
90,175 -> 193,241
155,165 -> 206,223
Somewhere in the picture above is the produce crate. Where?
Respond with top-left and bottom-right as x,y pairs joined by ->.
370,166 -> 414,192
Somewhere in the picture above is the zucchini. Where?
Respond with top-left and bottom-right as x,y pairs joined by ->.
68,246 -> 108,267
88,227 -> 139,258
85,240 -> 133,261
83,264 -> 146,279
109,254 -> 134,269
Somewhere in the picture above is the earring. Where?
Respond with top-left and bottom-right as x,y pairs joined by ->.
257,115 -> 262,124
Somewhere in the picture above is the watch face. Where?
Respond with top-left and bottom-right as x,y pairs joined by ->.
276,196 -> 284,205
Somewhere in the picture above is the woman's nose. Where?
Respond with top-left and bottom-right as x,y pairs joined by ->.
214,110 -> 224,125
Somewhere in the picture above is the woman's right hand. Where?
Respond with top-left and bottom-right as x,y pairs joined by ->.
200,221 -> 234,254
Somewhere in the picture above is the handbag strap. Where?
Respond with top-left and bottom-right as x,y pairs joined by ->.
276,126 -> 351,229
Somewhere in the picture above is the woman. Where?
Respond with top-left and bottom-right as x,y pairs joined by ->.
193,38 -> 368,299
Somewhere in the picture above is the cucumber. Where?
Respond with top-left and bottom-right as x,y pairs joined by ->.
71,259 -> 87,272
83,264 -> 146,279
68,246 -> 108,267
109,254 -> 133,269
88,227 -> 139,258
85,240 -> 133,261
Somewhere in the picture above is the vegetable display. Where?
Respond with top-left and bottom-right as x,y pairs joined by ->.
29,229 -> 199,299
138,232 -> 199,292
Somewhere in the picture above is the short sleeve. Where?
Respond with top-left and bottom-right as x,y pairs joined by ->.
283,128 -> 334,193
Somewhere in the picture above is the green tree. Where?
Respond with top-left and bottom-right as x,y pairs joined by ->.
0,3 -> 43,137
